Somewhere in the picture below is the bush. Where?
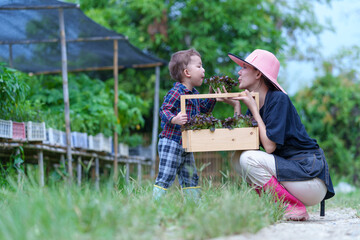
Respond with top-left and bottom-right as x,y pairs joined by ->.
0,63 -> 41,121
293,64 -> 360,185
26,73 -> 146,146
0,64 -> 147,146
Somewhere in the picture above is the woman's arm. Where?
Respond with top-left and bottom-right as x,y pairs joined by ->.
233,90 -> 276,153
251,110 -> 276,153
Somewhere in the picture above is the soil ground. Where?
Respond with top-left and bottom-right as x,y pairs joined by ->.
212,208 -> 360,240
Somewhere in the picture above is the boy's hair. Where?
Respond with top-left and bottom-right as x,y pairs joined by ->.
168,49 -> 201,82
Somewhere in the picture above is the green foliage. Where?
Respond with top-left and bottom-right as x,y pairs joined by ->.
24,73 -> 146,146
0,147 -> 24,187
0,64 -> 41,121
65,0 -> 331,120
293,47 -> 360,185
0,178 -> 282,240
325,189 -> 360,210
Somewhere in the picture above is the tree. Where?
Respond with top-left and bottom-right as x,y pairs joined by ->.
65,0 -> 332,132
70,0 -> 331,87
293,46 -> 360,185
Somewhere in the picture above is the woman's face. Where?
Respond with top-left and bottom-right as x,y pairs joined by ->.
237,63 -> 259,90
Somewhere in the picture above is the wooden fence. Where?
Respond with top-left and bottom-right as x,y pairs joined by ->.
142,151 -> 239,184
1,140 -> 239,186
0,141 -> 150,187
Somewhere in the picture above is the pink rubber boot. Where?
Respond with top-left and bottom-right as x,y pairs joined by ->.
263,176 -> 309,221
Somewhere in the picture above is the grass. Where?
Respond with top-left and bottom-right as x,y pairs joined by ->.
321,190 -> 360,217
306,186 -> 360,218
0,172 -> 358,240
0,174 -> 284,240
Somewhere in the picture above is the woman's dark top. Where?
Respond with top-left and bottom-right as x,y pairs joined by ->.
255,90 -> 335,200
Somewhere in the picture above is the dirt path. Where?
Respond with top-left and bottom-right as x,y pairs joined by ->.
212,208 -> 360,240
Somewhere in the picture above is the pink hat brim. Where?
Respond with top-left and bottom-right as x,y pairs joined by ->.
228,53 -> 287,94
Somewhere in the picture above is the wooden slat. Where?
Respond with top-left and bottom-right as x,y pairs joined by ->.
184,128 -> 258,152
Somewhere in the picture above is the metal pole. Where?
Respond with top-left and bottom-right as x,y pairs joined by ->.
9,44 -> 13,68
58,8 -> 73,181
113,39 -> 119,183
151,66 -> 160,178
320,200 -> 325,217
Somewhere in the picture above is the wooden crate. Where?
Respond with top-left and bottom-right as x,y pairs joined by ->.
181,92 -> 259,152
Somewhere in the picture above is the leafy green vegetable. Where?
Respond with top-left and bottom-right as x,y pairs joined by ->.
182,113 -> 222,132
183,113 -> 257,131
204,76 -> 238,92
222,114 -> 258,129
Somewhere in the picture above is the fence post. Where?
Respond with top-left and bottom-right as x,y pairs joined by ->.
151,66 -> 160,179
137,161 -> 142,184
77,156 -> 82,186
126,162 -> 130,184
95,157 -> 99,190
38,150 -> 44,187
58,8 -> 73,181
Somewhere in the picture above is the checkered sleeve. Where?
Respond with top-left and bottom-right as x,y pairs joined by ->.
200,98 -> 216,114
159,89 -> 180,124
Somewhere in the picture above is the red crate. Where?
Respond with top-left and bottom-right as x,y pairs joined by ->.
12,122 -> 26,140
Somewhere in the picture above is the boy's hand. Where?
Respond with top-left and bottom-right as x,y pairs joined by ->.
209,85 -> 214,93
171,112 -> 188,125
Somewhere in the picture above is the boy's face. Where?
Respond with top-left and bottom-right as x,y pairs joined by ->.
184,55 -> 205,88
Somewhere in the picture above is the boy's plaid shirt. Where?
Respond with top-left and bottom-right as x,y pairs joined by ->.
159,82 -> 216,144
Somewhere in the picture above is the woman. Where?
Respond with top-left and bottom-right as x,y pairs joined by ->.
220,49 -> 335,221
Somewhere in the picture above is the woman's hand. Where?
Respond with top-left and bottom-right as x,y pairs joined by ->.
214,86 -> 236,105
214,86 -> 241,115
232,89 -> 258,115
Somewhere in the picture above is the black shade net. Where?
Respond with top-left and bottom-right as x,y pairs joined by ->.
0,0 -> 166,74
0,0 -> 77,9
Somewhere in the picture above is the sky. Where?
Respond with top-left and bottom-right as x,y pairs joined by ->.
283,0 -> 360,95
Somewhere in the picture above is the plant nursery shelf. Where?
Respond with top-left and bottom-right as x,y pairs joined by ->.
181,92 -> 260,152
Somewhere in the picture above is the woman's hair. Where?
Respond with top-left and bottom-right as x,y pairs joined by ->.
262,75 -> 278,91
168,48 -> 201,82
253,66 -> 278,91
